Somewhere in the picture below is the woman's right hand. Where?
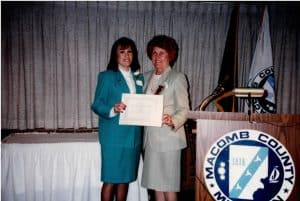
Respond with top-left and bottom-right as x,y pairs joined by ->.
114,102 -> 127,113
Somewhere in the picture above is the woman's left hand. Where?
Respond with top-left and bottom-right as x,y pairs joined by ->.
114,102 -> 127,113
162,114 -> 174,127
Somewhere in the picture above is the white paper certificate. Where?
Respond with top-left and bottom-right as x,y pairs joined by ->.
119,94 -> 163,127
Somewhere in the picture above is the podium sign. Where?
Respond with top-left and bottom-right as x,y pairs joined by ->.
203,129 -> 295,200
187,111 -> 299,201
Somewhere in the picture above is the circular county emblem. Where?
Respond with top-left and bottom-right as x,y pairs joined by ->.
247,66 -> 276,113
203,129 -> 295,201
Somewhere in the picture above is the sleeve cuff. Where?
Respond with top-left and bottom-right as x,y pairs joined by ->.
109,107 -> 118,118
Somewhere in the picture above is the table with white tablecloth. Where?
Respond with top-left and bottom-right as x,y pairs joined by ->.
1,133 -> 148,201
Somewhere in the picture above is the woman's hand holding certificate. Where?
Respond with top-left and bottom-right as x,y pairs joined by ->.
119,94 -> 163,127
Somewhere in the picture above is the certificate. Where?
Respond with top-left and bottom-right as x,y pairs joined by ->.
119,94 -> 163,127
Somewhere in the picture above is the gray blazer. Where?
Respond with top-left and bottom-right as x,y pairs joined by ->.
143,68 -> 189,152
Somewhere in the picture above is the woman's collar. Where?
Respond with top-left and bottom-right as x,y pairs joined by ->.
118,65 -> 131,75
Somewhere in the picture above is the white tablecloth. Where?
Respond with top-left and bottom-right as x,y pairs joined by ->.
1,133 -> 148,201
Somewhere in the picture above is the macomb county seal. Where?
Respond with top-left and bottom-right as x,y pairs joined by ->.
203,129 -> 295,201
247,66 -> 276,113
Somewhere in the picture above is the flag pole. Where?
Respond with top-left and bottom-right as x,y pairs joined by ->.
232,4 -> 239,112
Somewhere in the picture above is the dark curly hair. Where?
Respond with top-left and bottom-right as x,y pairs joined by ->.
147,35 -> 179,67
107,37 -> 141,72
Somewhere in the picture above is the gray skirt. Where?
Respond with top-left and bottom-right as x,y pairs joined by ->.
141,148 -> 181,192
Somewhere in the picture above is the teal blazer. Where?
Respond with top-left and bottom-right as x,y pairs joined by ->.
91,70 -> 144,148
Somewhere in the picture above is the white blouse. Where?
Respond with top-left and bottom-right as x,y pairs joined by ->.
119,66 -> 136,94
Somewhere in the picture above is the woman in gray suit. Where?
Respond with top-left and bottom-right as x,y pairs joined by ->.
141,35 -> 189,201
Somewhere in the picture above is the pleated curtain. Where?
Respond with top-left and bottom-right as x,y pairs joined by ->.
2,2 -> 300,130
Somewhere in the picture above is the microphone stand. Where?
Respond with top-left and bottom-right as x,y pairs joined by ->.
196,76 -> 230,111
196,84 -> 225,111
248,93 -> 254,123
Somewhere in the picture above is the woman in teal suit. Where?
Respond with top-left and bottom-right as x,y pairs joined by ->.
91,37 -> 144,201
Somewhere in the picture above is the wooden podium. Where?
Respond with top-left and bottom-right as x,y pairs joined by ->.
187,111 -> 300,201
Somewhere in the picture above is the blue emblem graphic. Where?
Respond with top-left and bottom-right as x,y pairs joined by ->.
247,66 -> 276,113
229,146 -> 268,199
204,130 -> 295,201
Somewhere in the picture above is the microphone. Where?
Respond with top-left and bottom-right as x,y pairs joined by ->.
196,75 -> 230,111
211,75 -> 230,96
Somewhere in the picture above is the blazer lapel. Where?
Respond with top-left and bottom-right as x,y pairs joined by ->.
144,68 -> 172,94
115,71 -> 130,93
144,71 -> 154,93
132,72 -> 144,94
156,67 -> 172,95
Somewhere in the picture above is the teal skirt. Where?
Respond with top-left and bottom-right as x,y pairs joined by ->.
100,144 -> 141,183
